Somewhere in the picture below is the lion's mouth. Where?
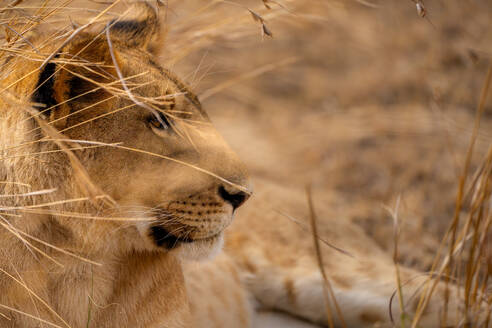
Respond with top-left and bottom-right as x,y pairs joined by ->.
149,225 -> 221,250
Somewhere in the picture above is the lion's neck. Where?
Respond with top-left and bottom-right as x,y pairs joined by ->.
0,242 -> 188,327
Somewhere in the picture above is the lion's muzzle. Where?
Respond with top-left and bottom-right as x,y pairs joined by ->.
147,184 -> 250,253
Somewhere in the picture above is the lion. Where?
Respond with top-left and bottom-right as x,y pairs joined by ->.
0,3 -> 250,327
0,2 -> 485,328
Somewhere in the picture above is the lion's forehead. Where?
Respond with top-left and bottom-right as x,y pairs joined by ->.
120,56 -> 204,117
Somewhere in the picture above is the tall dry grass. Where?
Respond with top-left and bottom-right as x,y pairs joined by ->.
1,0 -> 492,327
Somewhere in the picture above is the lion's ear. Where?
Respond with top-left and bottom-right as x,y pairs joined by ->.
32,38 -> 112,129
31,2 -> 164,128
109,2 -> 163,53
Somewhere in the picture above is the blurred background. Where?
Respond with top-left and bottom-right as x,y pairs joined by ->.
164,0 -> 492,272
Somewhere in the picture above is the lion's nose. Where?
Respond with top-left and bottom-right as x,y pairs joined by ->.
218,185 -> 250,210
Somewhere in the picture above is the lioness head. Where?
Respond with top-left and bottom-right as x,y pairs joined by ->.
2,3 -> 250,260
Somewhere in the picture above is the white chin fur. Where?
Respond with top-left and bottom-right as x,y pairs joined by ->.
173,234 -> 224,261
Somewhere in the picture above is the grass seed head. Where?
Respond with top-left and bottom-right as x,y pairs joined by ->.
416,3 -> 426,18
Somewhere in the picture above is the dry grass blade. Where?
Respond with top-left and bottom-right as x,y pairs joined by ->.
0,182 -> 31,188
411,61 -> 492,328
459,145 -> 492,320
0,143 -> 121,161
30,111 -> 115,207
262,0 -> 271,10
211,1 -> 277,39
200,57 -> 297,100
262,23 -> 272,38
249,9 -> 264,23
384,197 -> 408,327
38,0 -> 121,71
0,269 -> 72,328
247,9 -> 273,38
0,311 -> 10,321
110,144 -> 252,194
0,304 -> 63,328
408,0 -> 436,28
16,229 -> 102,266
0,195 -> 108,211
276,210 -> 354,258
17,209 -> 154,222
306,185 -> 347,328
105,19 -> 169,130
0,23 -> 39,53
0,217 -> 64,268
0,188 -> 56,198
355,0 -> 379,8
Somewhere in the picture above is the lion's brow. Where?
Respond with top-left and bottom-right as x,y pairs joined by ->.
148,59 -> 206,117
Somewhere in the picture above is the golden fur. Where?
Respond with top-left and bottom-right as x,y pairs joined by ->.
0,3 -> 249,327
0,3 -> 484,328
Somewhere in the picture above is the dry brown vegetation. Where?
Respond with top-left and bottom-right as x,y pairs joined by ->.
2,0 -> 492,326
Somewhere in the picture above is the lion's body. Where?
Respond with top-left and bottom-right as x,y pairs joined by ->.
192,180 -> 460,328
0,3 -> 481,328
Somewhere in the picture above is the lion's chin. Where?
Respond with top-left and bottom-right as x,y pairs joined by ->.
171,233 -> 224,261
138,219 -> 227,260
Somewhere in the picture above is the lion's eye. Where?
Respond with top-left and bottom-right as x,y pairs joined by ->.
148,112 -> 170,130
